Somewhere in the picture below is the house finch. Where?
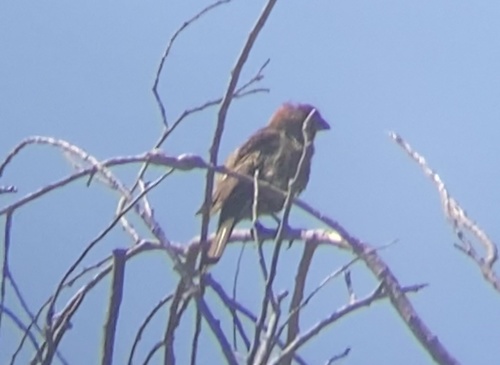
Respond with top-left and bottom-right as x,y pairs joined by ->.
201,103 -> 330,264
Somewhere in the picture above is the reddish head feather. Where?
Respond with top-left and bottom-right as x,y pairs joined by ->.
267,102 -> 330,142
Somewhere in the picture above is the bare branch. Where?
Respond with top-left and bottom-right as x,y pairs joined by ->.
101,249 -> 126,365
0,212 -> 12,331
0,136 -> 129,197
281,240 -> 317,365
231,237 -> 247,350
390,131 -> 500,292
196,295 -> 239,365
163,282 -> 190,365
190,307 -> 202,365
207,274 -> 252,351
270,283 -> 427,365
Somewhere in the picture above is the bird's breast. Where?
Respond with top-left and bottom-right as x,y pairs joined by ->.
261,138 -> 313,195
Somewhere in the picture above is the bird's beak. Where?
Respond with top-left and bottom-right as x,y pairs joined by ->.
315,116 -> 331,131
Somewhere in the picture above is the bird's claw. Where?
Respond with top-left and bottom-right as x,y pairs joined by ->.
251,220 -> 273,240
251,220 -> 297,246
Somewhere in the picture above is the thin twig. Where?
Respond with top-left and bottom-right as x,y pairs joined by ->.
143,341 -> 163,365
344,271 -> 355,303
196,295 -> 239,365
231,240 -> 246,350
153,0 -> 232,127
324,347 -> 351,365
1,304 -> 41,355
0,185 -> 16,194
163,281 -> 193,365
206,275 -> 251,350
127,293 -> 173,365
279,256 -> 358,338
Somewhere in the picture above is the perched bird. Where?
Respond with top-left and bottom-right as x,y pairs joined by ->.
202,102 -> 330,264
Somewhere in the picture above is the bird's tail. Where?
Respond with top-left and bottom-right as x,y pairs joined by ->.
205,217 -> 236,264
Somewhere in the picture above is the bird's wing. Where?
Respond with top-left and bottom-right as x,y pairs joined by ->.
210,127 -> 282,214
230,127 -> 282,168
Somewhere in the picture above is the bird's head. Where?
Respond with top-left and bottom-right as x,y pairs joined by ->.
268,103 -> 330,143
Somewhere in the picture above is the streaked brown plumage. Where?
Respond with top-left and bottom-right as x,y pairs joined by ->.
202,103 -> 330,264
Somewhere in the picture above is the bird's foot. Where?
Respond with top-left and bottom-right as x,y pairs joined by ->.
251,220 -> 275,240
271,219 -> 298,248
251,219 -> 297,248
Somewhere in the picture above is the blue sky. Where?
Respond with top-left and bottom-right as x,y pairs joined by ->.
1,1 -> 500,364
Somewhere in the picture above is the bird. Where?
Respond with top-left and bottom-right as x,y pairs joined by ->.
201,102 -> 330,264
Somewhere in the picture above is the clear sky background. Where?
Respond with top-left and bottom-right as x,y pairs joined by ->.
1,1 -> 500,364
